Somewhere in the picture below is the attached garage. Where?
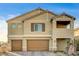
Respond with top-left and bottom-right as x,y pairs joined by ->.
27,40 -> 49,51
11,40 -> 22,51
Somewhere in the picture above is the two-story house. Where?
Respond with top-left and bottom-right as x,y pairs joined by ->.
7,8 -> 75,52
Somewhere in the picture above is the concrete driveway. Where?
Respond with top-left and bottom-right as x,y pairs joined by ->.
0,51 -> 78,56
1,51 -> 68,56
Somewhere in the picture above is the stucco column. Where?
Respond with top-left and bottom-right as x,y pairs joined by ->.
51,20 -> 57,51
70,20 -> 74,29
22,39 -> 27,51
49,39 -> 52,51
52,38 -> 57,51
70,20 -> 74,43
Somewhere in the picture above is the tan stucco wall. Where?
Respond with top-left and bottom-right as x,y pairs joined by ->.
24,13 -> 54,35
8,12 -> 54,35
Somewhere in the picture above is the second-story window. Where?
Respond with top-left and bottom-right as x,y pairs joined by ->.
31,23 -> 45,32
12,23 -> 17,29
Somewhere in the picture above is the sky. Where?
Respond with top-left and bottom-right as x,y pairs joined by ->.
0,3 -> 79,42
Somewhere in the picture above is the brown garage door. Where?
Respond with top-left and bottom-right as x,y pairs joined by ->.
27,40 -> 49,51
11,40 -> 22,51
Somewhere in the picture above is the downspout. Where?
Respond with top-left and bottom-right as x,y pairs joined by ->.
22,21 -> 24,37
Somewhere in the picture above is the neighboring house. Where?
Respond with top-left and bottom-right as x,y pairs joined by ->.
74,28 -> 79,51
7,8 -> 75,52
74,28 -> 79,40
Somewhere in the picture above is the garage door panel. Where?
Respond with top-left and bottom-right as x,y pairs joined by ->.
27,40 -> 49,51
11,40 -> 22,51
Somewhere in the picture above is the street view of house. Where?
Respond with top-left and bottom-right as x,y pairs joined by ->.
0,3 -> 79,56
